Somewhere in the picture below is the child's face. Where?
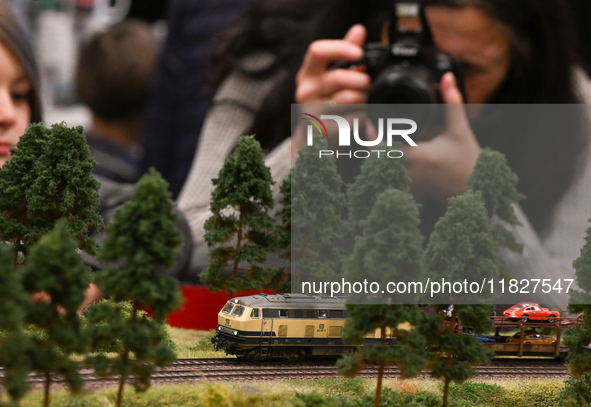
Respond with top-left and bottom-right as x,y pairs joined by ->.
0,42 -> 32,168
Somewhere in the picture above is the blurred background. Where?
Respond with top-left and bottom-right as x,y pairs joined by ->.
14,0 -> 591,128
12,0 -> 167,127
10,0 -> 246,196
7,0 -> 591,201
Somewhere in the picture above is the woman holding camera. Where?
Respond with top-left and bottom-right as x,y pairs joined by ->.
179,0 -> 590,301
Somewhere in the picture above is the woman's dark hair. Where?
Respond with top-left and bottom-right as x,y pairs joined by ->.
215,0 -> 585,235
423,0 -> 586,236
0,1 -> 42,123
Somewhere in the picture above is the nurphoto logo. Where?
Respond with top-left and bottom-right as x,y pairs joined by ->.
303,113 -> 418,158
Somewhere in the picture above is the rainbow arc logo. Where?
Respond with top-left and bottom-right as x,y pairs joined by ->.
302,113 -> 327,137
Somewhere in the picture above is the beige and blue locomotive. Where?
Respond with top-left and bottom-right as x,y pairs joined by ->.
211,293 -> 398,360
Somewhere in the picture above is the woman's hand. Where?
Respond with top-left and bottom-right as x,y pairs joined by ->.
295,24 -> 370,105
292,25 -> 370,158
403,72 -> 481,202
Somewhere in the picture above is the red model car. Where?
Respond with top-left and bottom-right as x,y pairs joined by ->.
503,302 -> 560,323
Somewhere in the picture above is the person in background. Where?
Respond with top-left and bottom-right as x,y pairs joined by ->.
75,19 -> 193,309
291,1 -> 590,305
0,3 -> 193,310
177,0 -> 590,305
140,0 -> 246,198
0,0 -> 41,168
76,19 -> 157,184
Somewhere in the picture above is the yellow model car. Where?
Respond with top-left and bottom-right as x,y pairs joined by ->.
506,330 -> 556,345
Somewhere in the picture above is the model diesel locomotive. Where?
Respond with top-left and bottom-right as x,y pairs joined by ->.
212,293 -> 581,360
211,293 -> 398,360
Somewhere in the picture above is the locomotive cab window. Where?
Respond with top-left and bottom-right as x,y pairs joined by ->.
222,303 -> 234,314
318,310 -> 328,319
250,308 -> 260,318
279,309 -> 288,318
231,305 -> 245,317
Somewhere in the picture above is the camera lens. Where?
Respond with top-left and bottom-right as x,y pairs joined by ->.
368,65 -> 439,134
368,65 -> 436,105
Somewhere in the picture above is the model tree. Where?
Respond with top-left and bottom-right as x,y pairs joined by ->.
272,174 -> 293,291
0,244 -> 32,402
291,137 -> 348,286
202,135 -> 287,295
276,174 -> 291,262
347,144 -> 410,234
424,191 -> 498,407
564,219 -> 591,377
467,148 -> 525,254
338,189 -> 427,407
0,123 -> 48,258
20,220 -> 91,407
90,168 -> 182,407
0,122 -> 103,259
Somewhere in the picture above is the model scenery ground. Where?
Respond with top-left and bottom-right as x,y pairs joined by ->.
1,371 -> 567,407
1,328 -> 580,407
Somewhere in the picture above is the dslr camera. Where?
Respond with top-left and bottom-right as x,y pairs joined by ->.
334,1 -> 466,105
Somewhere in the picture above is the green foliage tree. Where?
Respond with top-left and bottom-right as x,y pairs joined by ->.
20,220 -> 91,407
347,144 -> 410,234
0,244 -> 26,337
423,191 -> 498,407
565,219 -> 591,377
0,122 -> 103,259
0,124 -> 47,257
291,137 -> 348,286
337,189 -> 427,407
0,244 -> 32,402
276,174 -> 291,262
559,372 -> 591,406
90,168 -> 183,407
467,148 -> 525,254
202,135 -> 288,295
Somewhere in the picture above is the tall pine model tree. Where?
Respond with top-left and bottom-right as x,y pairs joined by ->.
0,244 -> 32,402
424,192 -> 498,407
21,220 -> 91,407
337,189 -> 427,407
565,219 -> 591,377
202,135 -> 287,295
291,137 -> 348,286
276,174 -> 291,262
91,169 -> 183,407
347,144 -> 410,234
467,148 -> 525,254
274,174 -> 292,290
0,122 -> 103,258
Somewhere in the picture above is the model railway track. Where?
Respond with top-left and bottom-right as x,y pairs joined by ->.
1,358 -> 570,388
